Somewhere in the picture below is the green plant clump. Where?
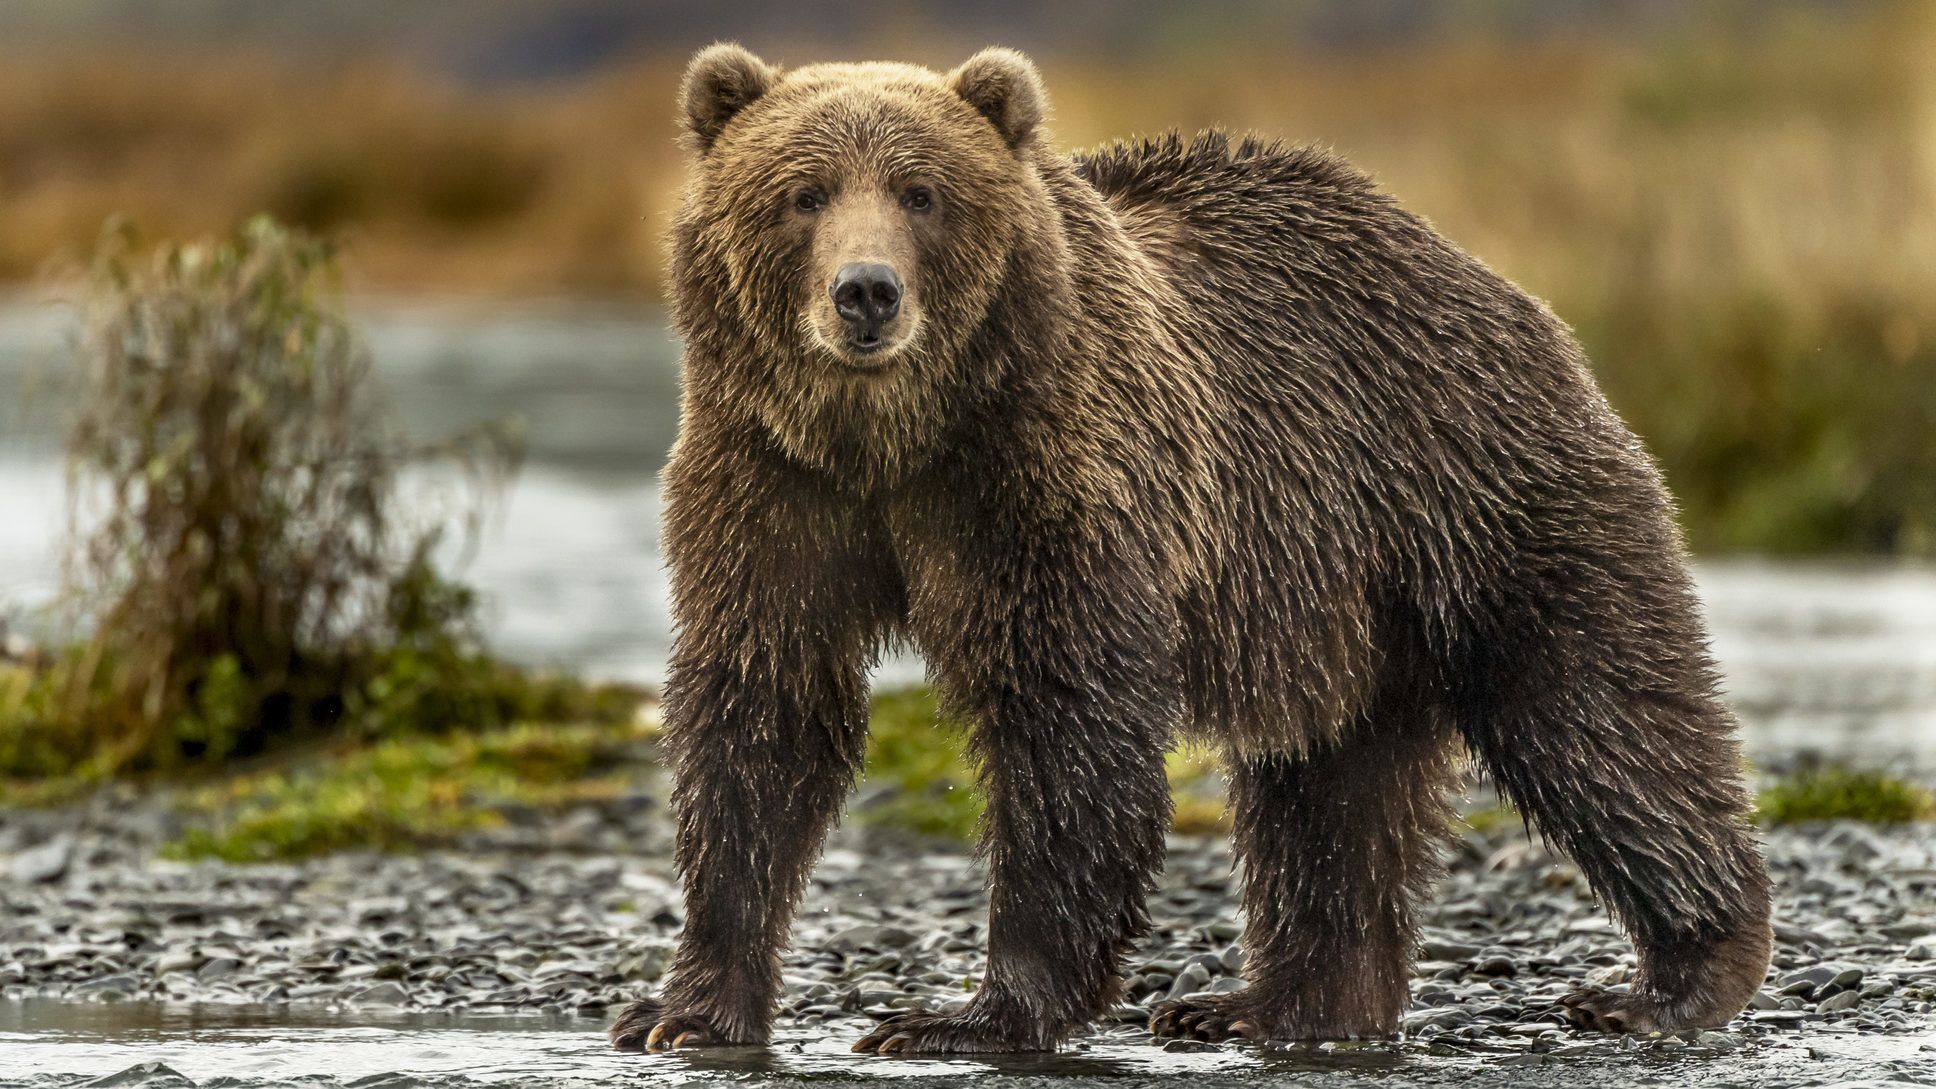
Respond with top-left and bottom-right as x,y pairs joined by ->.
0,218 -> 615,791
1756,767 -> 1936,825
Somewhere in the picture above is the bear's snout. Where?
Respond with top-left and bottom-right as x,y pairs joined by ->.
830,263 -> 903,350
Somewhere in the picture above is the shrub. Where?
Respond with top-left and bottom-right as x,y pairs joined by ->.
0,218 -> 549,783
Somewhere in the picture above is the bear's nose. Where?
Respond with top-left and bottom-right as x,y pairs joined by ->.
831,263 -> 902,327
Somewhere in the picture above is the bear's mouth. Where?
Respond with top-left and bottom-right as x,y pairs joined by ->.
834,350 -> 899,374
808,308 -> 918,372
817,323 -> 915,372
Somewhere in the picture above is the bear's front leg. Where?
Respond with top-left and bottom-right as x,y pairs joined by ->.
854,528 -> 1180,1054
851,698 -> 1174,1054
611,433 -> 901,1052
612,653 -> 870,1051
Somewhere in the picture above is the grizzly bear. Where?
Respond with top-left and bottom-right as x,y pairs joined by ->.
608,43 -> 1773,1055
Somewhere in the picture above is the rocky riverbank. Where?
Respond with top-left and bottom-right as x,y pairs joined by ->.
2,795 -> 1934,1087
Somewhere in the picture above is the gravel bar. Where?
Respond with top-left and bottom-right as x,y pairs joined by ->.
2,796 -> 1933,1087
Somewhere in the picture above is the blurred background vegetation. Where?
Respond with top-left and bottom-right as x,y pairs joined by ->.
1,0 -> 1932,849
0,0 -> 1929,552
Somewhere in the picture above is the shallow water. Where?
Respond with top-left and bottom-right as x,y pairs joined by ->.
3,999 -> 1933,1089
4,297 -> 1936,771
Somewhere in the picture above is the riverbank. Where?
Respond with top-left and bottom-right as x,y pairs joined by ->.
2,787 -> 1932,1087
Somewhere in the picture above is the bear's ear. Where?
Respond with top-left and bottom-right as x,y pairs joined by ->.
679,43 -> 776,153
948,47 -> 1046,150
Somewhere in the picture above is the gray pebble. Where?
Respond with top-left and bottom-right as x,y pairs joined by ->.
8,837 -> 72,884
1817,990 -> 1861,1013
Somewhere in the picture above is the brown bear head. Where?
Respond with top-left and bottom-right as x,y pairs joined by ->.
668,44 -> 1063,484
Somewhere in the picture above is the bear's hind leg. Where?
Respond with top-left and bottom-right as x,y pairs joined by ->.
1457,593 -> 1773,1034
1152,715 -> 1457,1042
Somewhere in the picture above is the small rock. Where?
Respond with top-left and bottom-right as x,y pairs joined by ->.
1816,990 -> 1860,1013
1422,940 -> 1481,961
1161,1038 -> 1222,1053
85,1062 -> 195,1088
1185,952 -> 1224,976
1779,966 -> 1837,988
1167,963 -> 1213,1001
1403,1007 -> 1474,1032
155,951 -> 204,975
197,957 -> 241,980
828,925 -> 919,952
350,981 -> 410,1005
1473,955 -> 1518,978
9,837 -> 72,884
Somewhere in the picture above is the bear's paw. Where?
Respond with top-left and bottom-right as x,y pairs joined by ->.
851,1006 -> 1050,1054
1148,993 -> 1268,1043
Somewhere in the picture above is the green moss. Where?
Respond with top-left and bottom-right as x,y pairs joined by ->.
1459,804 -> 1522,835
1756,767 -> 1936,825
1166,744 -> 1229,835
1455,771 -> 1936,835
856,686 -> 1236,841
857,686 -> 981,841
161,718 -> 650,861
0,646 -> 645,807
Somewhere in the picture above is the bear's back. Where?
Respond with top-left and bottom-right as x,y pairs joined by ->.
1073,131 -> 1664,681
1071,129 -> 1617,492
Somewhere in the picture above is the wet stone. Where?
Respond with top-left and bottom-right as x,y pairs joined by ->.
10,837 -> 75,884
350,981 -> 410,1005
1817,990 -> 1861,1013
196,957 -> 241,980
83,1062 -> 196,1088
1166,963 -> 1214,1000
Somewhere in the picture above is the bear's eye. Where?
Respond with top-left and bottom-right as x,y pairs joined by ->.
793,189 -> 826,214
901,186 -> 934,213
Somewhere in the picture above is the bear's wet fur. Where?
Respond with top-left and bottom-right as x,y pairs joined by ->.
610,43 -> 1773,1055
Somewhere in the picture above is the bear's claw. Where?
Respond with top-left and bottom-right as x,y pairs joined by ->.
1558,985 -> 1665,1034
609,998 -> 730,1052
1148,993 -> 1266,1043
609,998 -> 661,1050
